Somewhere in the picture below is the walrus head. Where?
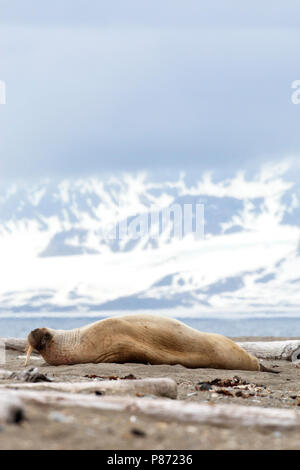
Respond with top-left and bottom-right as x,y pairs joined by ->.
25,328 -> 53,366
25,326 -> 83,366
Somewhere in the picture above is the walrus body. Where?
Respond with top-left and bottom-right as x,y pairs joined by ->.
25,314 -> 261,371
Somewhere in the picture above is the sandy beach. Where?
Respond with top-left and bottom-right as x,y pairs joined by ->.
0,337 -> 300,450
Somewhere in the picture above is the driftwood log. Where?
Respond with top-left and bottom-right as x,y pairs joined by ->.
3,389 -> 300,429
237,340 -> 300,362
0,369 -> 13,379
2,338 -> 28,352
0,393 -> 25,424
0,378 -> 178,399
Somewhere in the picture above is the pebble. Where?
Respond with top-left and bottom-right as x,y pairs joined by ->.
131,428 -> 146,437
157,422 -> 168,429
49,411 -> 74,423
186,426 -> 197,433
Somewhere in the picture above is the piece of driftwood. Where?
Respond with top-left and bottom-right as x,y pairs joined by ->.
0,368 -> 52,383
0,393 -> 25,423
4,389 -> 300,429
0,369 -> 13,379
0,378 -> 177,399
2,338 -> 28,352
237,340 -> 300,362
10,368 -> 53,383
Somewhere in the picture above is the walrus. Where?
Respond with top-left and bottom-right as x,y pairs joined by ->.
24,314 -> 275,372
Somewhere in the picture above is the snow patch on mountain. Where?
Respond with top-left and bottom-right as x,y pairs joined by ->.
0,160 -> 300,316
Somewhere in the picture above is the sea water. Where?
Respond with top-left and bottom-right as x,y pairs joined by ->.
1,315 -> 300,338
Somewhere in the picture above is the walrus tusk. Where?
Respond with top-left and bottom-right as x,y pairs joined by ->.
25,345 -> 34,367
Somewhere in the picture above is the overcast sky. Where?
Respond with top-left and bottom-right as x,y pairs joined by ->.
0,1 -> 300,180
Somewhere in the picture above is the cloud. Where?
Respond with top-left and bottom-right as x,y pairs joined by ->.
0,2 -> 300,179
1,1 -> 300,29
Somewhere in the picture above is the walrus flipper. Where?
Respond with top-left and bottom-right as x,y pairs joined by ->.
259,363 -> 280,374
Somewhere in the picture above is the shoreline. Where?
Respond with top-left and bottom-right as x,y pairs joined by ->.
1,340 -> 300,450
2,316 -> 300,338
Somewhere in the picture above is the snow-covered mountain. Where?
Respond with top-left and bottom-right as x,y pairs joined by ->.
1,160 -> 300,317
